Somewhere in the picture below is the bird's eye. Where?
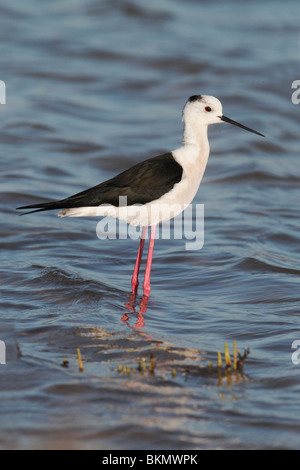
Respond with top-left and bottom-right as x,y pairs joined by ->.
205,106 -> 212,112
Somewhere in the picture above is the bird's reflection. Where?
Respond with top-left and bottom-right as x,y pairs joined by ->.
121,293 -> 150,331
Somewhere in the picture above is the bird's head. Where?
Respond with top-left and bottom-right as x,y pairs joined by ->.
183,94 -> 264,137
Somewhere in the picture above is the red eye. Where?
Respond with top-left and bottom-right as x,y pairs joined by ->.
205,106 -> 212,112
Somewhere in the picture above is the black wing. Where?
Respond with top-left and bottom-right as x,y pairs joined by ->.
17,152 -> 183,215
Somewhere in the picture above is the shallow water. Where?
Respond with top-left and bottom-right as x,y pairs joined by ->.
0,0 -> 300,450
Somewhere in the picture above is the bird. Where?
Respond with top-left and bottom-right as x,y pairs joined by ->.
17,95 -> 264,297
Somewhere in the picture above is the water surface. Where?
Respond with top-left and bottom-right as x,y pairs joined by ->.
0,0 -> 300,450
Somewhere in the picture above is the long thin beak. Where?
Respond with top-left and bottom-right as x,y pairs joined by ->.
219,115 -> 265,137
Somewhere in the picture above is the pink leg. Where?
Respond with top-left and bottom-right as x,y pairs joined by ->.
143,225 -> 157,297
131,226 -> 147,294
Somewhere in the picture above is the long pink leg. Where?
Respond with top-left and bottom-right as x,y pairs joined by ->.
143,224 -> 157,298
131,226 -> 147,294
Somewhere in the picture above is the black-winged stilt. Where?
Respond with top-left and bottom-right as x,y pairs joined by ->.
18,95 -> 264,297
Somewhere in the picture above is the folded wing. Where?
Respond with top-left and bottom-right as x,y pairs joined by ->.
17,152 -> 183,215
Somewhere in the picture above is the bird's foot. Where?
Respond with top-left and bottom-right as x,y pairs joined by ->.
131,277 -> 139,295
143,282 -> 151,298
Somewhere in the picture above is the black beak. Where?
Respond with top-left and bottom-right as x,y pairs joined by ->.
219,115 -> 265,137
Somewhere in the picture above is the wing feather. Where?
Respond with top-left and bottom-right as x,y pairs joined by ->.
17,152 -> 183,215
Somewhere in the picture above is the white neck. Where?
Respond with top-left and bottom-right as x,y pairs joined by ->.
183,117 -> 208,148
173,118 -> 210,171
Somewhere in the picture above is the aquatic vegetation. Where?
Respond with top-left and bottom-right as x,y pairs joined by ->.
115,341 -> 250,383
61,342 -> 250,386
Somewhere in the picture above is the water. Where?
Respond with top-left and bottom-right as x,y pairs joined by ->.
1,0 -> 300,450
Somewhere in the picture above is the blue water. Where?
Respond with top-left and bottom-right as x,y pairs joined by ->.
0,0 -> 300,450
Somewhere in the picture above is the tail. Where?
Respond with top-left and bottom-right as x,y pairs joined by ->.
16,200 -> 66,216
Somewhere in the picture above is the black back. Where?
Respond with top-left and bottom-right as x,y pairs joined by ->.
17,152 -> 183,214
